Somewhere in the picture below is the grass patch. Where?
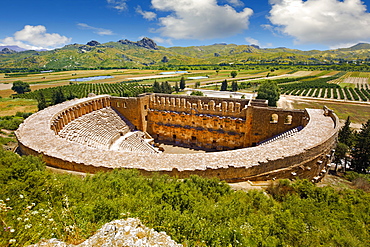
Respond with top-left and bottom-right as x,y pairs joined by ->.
0,98 -> 37,116
339,83 -> 356,88
292,100 -> 370,124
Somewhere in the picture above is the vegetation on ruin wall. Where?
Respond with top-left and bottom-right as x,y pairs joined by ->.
0,151 -> 369,247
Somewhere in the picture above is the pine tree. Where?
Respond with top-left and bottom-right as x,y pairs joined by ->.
351,119 -> 370,173
256,81 -> 280,106
221,80 -> 228,91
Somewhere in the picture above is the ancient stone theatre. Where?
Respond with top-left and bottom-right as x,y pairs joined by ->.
16,93 -> 339,182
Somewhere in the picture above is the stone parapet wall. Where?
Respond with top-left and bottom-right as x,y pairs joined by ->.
16,95 -> 339,182
149,94 -> 250,118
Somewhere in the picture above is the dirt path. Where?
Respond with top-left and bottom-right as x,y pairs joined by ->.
277,95 -> 294,109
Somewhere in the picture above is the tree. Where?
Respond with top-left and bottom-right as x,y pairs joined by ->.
153,80 -> 161,93
37,91 -> 47,111
334,142 -> 348,172
161,81 -> 172,94
51,88 -> 66,105
11,80 -> 31,94
190,91 -> 204,96
221,79 -> 228,91
174,82 -> 179,92
179,77 -> 186,90
66,90 -> 76,100
351,119 -> 370,173
195,81 -> 200,89
256,81 -> 280,106
161,56 -> 169,63
231,81 -> 238,92
230,71 -> 238,78
338,116 -> 355,148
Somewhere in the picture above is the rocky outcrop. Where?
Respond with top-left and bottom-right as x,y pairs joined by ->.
250,44 -> 260,49
0,48 -> 17,54
118,37 -> 158,50
28,218 -> 182,247
87,40 -> 101,46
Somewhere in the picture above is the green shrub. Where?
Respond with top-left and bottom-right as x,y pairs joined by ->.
0,150 -> 369,246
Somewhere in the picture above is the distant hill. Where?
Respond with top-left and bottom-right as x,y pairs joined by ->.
1,39 -> 370,70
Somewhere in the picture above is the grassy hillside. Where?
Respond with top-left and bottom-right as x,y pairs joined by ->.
3,40 -> 370,70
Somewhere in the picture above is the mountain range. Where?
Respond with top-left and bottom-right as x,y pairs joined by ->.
1,38 -> 370,70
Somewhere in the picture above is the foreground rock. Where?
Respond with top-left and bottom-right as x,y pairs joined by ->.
29,218 -> 182,247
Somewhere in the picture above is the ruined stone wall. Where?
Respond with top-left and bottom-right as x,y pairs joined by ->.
110,96 -> 150,132
249,107 -> 307,146
142,94 -> 307,149
147,110 -> 248,150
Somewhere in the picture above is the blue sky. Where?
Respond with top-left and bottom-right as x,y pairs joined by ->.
2,0 -> 370,51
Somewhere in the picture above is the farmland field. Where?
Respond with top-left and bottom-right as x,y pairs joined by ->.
2,69 -> 370,125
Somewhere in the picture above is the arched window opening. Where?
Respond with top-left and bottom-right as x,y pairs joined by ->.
270,114 -> 278,123
285,115 -> 293,125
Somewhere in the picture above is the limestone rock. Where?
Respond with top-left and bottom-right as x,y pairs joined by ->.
136,37 -> 158,50
86,40 -> 100,46
28,218 -> 182,247
118,38 -> 158,50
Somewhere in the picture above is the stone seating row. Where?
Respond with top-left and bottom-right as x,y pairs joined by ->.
58,107 -> 130,149
258,126 -> 303,146
118,131 -> 159,153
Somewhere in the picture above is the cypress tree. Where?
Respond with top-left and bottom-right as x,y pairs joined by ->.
153,80 -> 161,93
221,79 -> 228,91
37,91 -> 47,111
179,77 -> 186,90
231,81 -> 238,92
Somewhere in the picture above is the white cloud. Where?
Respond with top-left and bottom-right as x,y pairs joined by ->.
107,0 -> 127,11
226,0 -> 244,7
268,0 -> 370,46
136,6 -> 157,21
152,36 -> 173,46
0,25 -> 71,50
151,0 -> 253,40
245,37 -> 260,46
77,23 -> 115,35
